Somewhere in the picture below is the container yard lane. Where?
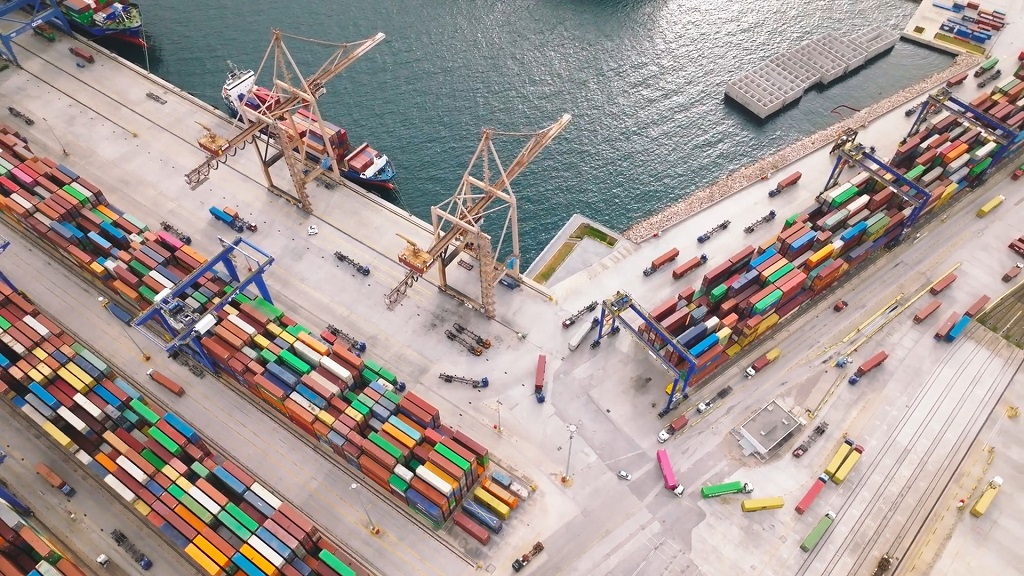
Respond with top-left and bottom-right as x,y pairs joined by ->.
0,232 -> 473,576
0,400 -> 198,576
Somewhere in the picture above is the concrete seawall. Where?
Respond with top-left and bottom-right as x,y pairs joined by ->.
624,53 -> 983,243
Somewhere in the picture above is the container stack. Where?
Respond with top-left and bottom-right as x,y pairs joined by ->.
0,500 -> 89,576
0,132 -> 515,541
0,282 -> 376,576
291,108 -> 350,162
643,82 -> 1019,394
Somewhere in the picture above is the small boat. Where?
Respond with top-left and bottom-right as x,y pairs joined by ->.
221,63 -> 397,191
59,0 -> 145,46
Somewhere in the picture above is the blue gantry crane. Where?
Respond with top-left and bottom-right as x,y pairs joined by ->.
0,0 -> 72,66
591,291 -> 698,417
131,236 -> 275,373
908,86 -> 1024,169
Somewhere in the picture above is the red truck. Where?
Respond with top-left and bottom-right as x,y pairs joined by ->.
745,347 -> 781,378
1010,238 -> 1024,257
35,463 -> 75,497
795,474 -> 829,514
68,46 -> 95,64
147,369 -> 185,396
644,248 -> 680,276
848,350 -> 887,384
657,413 -> 690,443
965,295 -> 991,318
913,300 -> 941,324
935,312 -> 959,341
929,272 -> 957,295
671,253 -> 708,280
768,171 -> 802,197
1003,263 -> 1023,282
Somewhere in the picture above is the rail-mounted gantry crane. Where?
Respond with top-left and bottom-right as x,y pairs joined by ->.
183,30 -> 385,214
385,115 -> 571,319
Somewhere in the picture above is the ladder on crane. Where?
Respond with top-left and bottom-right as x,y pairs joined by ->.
183,31 -> 385,214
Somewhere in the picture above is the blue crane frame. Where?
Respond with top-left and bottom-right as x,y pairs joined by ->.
592,291 -> 697,417
0,0 -> 72,66
131,236 -> 275,373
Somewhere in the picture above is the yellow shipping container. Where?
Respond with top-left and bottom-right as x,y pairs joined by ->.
66,363 -> 95,388
726,343 -> 743,357
26,368 -> 46,384
716,327 -> 733,345
741,497 -> 785,512
825,441 -> 854,478
240,543 -> 278,576
133,499 -> 152,517
41,421 -> 75,451
88,262 -> 106,278
175,476 -> 194,492
192,534 -> 230,568
977,195 -> 1005,218
31,347 -> 47,361
473,487 -> 511,520
971,477 -> 1002,517
278,330 -> 296,345
265,323 -> 282,337
831,448 -> 863,484
185,543 -> 226,576
316,410 -> 336,428
57,367 -> 88,393
253,334 -> 271,350
162,464 -> 181,481
344,406 -> 364,424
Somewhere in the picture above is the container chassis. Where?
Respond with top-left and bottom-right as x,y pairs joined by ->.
697,220 -> 730,244
792,422 -> 829,458
325,324 -> 367,352
334,251 -> 370,276
452,323 -> 491,349
562,301 -> 599,329
744,210 -> 777,233
438,372 -> 489,388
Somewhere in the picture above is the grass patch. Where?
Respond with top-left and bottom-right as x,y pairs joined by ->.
534,242 -> 577,285
568,223 -> 617,247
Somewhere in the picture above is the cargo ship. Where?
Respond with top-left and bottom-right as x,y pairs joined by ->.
221,64 -> 397,191
59,0 -> 145,46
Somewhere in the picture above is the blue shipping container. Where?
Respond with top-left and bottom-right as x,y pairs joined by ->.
749,247 -> 778,270
163,412 -> 201,444
947,316 -> 971,342
462,500 -> 503,533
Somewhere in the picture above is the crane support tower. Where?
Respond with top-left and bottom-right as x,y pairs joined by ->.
592,291 -> 698,417
183,30 -> 385,214
0,0 -> 72,66
385,115 -> 571,319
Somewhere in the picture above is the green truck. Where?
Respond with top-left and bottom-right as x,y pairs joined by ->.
700,480 -> 753,498
800,511 -> 836,552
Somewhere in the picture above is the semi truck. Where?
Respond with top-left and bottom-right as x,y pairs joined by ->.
700,480 -> 753,498
512,542 -> 545,572
849,351 -> 887,384
795,474 -> 829,515
671,253 -> 708,280
800,511 -> 836,552
768,171 -> 802,197
831,444 -> 865,484
745,347 -> 781,378
35,463 -> 75,497
971,476 -> 1003,517
643,248 -> 680,276
825,438 -> 855,478
657,413 -> 690,443
1002,263 -> 1023,282
147,369 -> 185,396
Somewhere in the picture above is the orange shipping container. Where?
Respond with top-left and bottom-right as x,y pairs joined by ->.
481,477 -> 520,509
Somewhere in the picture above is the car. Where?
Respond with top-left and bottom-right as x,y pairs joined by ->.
617,471 -> 632,481
696,400 -> 714,414
1013,168 -> 1023,181
657,429 -> 672,443
834,300 -> 848,312
96,554 -> 110,567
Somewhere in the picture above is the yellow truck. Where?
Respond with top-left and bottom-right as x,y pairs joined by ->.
824,438 -> 855,478
977,195 -> 1005,218
831,444 -> 865,484
971,476 -> 1003,517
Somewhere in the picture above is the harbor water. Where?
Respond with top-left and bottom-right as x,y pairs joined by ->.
125,0 -> 952,265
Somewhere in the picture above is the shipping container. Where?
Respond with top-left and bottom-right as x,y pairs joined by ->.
795,474 -> 829,515
930,273 -> 957,295
800,512 -> 836,552
740,496 -> 784,512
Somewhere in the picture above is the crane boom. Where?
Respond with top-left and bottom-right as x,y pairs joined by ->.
183,32 -> 386,195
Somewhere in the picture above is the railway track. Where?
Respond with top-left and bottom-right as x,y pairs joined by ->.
794,323 -> 1020,575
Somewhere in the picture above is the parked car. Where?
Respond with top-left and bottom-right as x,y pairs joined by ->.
617,471 -> 632,481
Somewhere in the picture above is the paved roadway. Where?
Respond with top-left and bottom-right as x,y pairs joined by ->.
3,9 -> 1024,574
1,400 -> 197,576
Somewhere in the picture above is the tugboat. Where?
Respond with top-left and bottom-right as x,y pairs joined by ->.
220,63 -> 397,191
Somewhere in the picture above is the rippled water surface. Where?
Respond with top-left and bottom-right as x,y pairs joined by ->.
128,0 -> 951,264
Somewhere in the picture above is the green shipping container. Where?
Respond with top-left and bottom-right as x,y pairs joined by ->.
969,157 -> 992,178
319,550 -> 358,576
129,398 -> 159,426
91,208 -> 113,223
128,261 -> 151,277
0,315 -> 10,330
122,213 -> 149,232
357,393 -> 376,409
252,297 -> 283,321
784,213 -> 799,228
709,284 -> 728,303
766,263 -> 795,285
350,400 -> 370,417
830,186 -> 859,208
368,432 -> 403,462
364,359 -> 384,374
905,165 -> 926,181
224,502 -> 259,532
278,350 -> 311,376
140,448 -> 165,471
232,292 -> 251,305
361,369 -> 379,383
434,444 -> 472,475
217,509 -> 253,541
190,461 -> 210,478
259,350 -> 277,365
62,185 -> 88,205
285,324 -> 310,338
390,474 -> 409,493
376,367 -> 398,385
72,345 -> 112,376
138,285 -> 157,303
146,427 -> 182,456
823,209 -> 849,232
190,290 -> 209,305
751,289 -> 783,316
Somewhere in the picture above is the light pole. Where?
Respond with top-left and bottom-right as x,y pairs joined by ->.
494,400 -> 503,432
350,483 -> 380,535
561,424 -> 578,485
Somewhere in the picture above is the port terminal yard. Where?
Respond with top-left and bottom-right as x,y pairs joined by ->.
3,1 -> 1024,574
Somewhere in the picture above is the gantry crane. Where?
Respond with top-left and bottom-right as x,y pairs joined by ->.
385,114 -> 571,319
183,30 -> 385,214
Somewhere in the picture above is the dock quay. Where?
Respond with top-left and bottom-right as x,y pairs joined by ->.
3,3 -> 1024,575
724,26 -> 900,119
902,0 -> 1016,55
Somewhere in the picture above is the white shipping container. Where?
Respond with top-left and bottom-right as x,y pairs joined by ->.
188,485 -> 223,516
249,482 -> 283,509
568,319 -> 595,351
844,194 -> 869,216
227,313 -> 257,337
22,315 -> 51,339
288,392 -> 319,416
246,533 -> 286,569
508,482 -> 530,501
849,172 -> 871,189
73,393 -> 104,420
75,449 -> 92,466
115,455 -> 148,484
394,464 -> 414,483
0,506 -> 24,533
701,317 -> 720,334
103,475 -> 137,503
56,406 -> 89,434
148,270 -> 174,289
416,465 -> 454,498
34,560 -> 63,576
972,141 -> 998,160
20,402 -> 48,426
319,356 -> 354,385
292,340 -> 324,367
